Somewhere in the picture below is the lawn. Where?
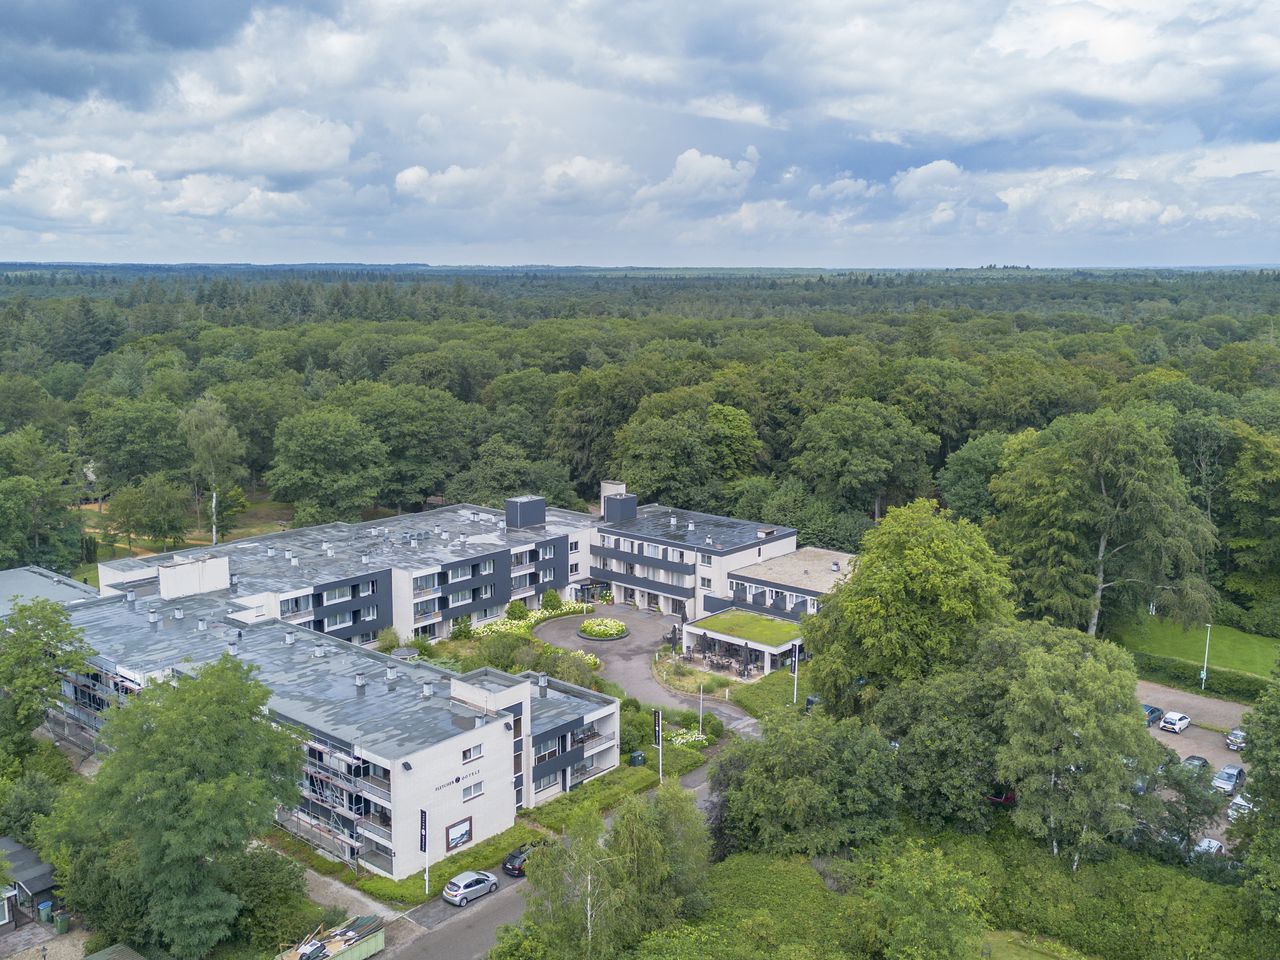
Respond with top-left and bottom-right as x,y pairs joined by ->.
693,609 -> 801,647
729,662 -> 811,718
1112,615 -> 1280,678
984,931 -> 1096,960
653,655 -> 737,696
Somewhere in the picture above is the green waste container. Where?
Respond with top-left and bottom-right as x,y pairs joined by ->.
628,750 -> 646,767
38,901 -> 53,923
54,912 -> 70,934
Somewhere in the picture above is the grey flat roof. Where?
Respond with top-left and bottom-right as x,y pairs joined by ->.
599,504 -> 795,553
526,672 -> 614,735
100,503 -> 596,596
64,592 -> 524,760
0,836 -> 53,894
727,547 -> 857,596
0,566 -> 99,617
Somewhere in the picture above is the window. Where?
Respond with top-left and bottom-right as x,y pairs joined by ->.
357,605 -> 378,621
535,772 -> 558,792
534,739 -> 558,764
569,562 -> 580,576
414,599 -> 436,619
449,567 -> 470,583
479,606 -> 500,620
360,580 -> 377,596
699,552 -> 712,566
280,595 -> 312,616
323,612 -> 353,630
480,584 -> 494,599
450,590 -> 470,606
540,544 -> 555,560
462,781 -> 484,801
413,622 -> 439,639
413,574 -> 436,594
700,577 -> 712,589
322,586 -> 349,605
675,549 -> 686,563
513,717 -> 522,738
480,559 -> 495,575
462,744 -> 483,762
569,540 -> 579,553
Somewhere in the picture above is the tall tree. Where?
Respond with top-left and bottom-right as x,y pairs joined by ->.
0,598 -> 88,753
937,431 -> 1010,523
805,499 -> 1013,713
1241,662 -> 1280,931
180,396 -> 246,545
995,622 -> 1155,870
1224,422 -> 1280,606
708,712 -> 899,858
991,406 -> 1216,635
791,397 -> 936,519
267,408 -> 388,523
40,656 -> 300,960
443,435 -> 579,509
109,474 -> 190,549
83,398 -> 188,495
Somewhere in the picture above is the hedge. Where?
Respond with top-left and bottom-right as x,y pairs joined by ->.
264,821 -> 545,907
1130,650 -> 1272,704
520,765 -> 659,832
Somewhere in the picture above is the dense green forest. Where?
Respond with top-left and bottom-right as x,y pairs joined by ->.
3,265 -> 1280,641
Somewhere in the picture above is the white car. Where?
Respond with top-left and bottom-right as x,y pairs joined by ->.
1193,837 -> 1225,858
1228,793 -> 1256,822
1159,712 -> 1191,733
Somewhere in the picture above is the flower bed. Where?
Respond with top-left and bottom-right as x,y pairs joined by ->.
578,617 -> 629,640
472,601 -> 594,638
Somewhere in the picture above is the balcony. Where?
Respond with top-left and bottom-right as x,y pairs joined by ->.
511,560 -> 536,575
413,584 -> 441,600
590,543 -> 695,575
571,729 -> 616,754
588,566 -> 695,599
358,818 -> 393,843
305,758 -> 357,791
570,762 -> 611,787
356,773 -> 392,803
359,845 -> 394,875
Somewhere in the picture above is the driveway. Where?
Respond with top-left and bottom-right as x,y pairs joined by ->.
537,607 -> 760,737
1136,680 -> 1248,733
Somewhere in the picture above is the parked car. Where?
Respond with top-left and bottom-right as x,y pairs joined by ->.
1211,764 -> 1246,796
502,840 -> 550,877
1160,712 -> 1191,733
1181,755 -> 1210,774
1193,837 -> 1225,858
1226,728 -> 1247,751
442,870 -> 499,907
1141,704 -> 1163,727
1228,793 -> 1256,822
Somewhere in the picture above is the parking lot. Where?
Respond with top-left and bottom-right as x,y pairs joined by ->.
1141,681 -> 1248,849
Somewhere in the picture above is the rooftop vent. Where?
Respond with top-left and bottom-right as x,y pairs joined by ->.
473,715 -> 484,729
313,641 -> 326,659
687,520 -> 695,532
355,671 -> 366,690
497,519 -> 506,530
290,556 -> 300,567
831,561 -> 840,572
537,672 -> 548,697
421,681 -> 433,699
670,516 -> 678,528
284,549 -> 293,561
267,546 -> 276,558
284,629 -> 296,646
326,547 -> 335,557
705,535 -> 713,546
147,608 -> 159,627
386,664 -> 398,682
470,510 -> 481,522
361,554 -> 369,565
434,524 -> 442,535
173,607 -> 184,621
440,530 -> 448,539
197,616 -> 208,630
409,537 -> 418,549
125,587 -> 137,605
228,631 -> 241,657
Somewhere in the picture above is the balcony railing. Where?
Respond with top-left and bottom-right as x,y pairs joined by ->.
358,818 -> 393,843
359,846 -> 394,875
413,585 -> 441,599
574,731 -> 616,753
356,773 -> 392,803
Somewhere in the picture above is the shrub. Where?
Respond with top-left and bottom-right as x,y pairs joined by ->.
521,766 -> 659,833
507,599 -> 530,621
375,627 -> 400,654
1130,651 -> 1271,703
225,848 -> 316,950
450,618 -> 474,640
579,617 -> 627,639
541,589 -> 563,612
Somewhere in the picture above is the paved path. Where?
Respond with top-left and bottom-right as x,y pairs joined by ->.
304,868 -> 400,921
1136,680 -> 1248,732
536,607 -> 761,737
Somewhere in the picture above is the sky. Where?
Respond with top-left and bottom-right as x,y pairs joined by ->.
1,0 -> 1279,267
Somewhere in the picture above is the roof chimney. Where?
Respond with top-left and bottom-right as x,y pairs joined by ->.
705,535 -> 713,546
284,549 -> 293,561
228,631 -> 240,657
313,641 -> 326,659
148,608 -> 159,630
386,664 -> 398,682
230,573 -> 239,594
538,672 -> 548,697
410,537 -> 418,549
173,607 -> 184,621
284,629 -> 296,646
687,520 -> 695,532
267,546 -> 276,558
434,524 -> 442,535
355,671 -> 366,691
670,516 -> 677,528
197,616 -> 207,630
361,553 -> 369,564
125,587 -> 137,608
290,556 -> 300,567
421,681 -> 433,699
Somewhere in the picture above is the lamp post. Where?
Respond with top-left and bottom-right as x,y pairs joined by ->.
1201,623 -> 1212,691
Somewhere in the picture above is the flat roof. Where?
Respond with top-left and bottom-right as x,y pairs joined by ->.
689,609 -> 801,649
0,566 -> 99,617
727,547 -> 856,595
63,592 -> 522,760
100,503 -> 596,596
0,836 -> 53,894
599,504 -> 795,553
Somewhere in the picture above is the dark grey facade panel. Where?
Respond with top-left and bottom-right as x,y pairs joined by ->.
589,543 -> 695,575
589,566 -> 695,599
533,744 -> 584,781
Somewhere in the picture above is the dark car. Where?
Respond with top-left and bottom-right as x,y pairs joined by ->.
502,840 -> 550,877
1141,704 -> 1163,727
1181,755 -> 1210,774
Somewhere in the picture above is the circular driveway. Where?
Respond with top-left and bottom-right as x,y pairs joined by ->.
536,605 -> 760,737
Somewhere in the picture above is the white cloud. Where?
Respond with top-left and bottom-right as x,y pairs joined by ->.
636,146 -> 759,206
809,175 -> 876,202
684,94 -> 781,128
540,156 -> 634,206
2,152 -> 159,224
395,163 -> 497,206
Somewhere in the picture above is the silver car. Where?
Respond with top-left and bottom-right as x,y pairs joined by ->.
1210,764 -> 1246,796
442,870 -> 498,907
1228,793 -> 1256,822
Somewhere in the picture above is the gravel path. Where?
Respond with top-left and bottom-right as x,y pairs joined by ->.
304,868 -> 400,921
1135,679 -> 1248,731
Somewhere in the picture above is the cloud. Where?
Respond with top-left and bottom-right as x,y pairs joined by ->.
636,146 -> 759,206
1,0 -> 1280,264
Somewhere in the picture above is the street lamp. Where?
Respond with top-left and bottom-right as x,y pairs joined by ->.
1201,623 -> 1212,691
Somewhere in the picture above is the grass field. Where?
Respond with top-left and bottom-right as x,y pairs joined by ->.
1112,615 -> 1280,678
694,609 -> 801,646
983,931 -> 1095,960
729,662 -> 812,718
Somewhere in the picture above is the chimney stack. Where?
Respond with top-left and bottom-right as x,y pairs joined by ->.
421,681 -> 433,699
228,631 -> 240,657
267,546 -> 276,558
148,608 -> 159,630
386,664 -> 398,682
197,616 -> 207,631
313,641 -> 326,659
537,673 -> 548,697
284,629 -> 296,646
355,671 -> 366,691
173,607 -> 184,621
